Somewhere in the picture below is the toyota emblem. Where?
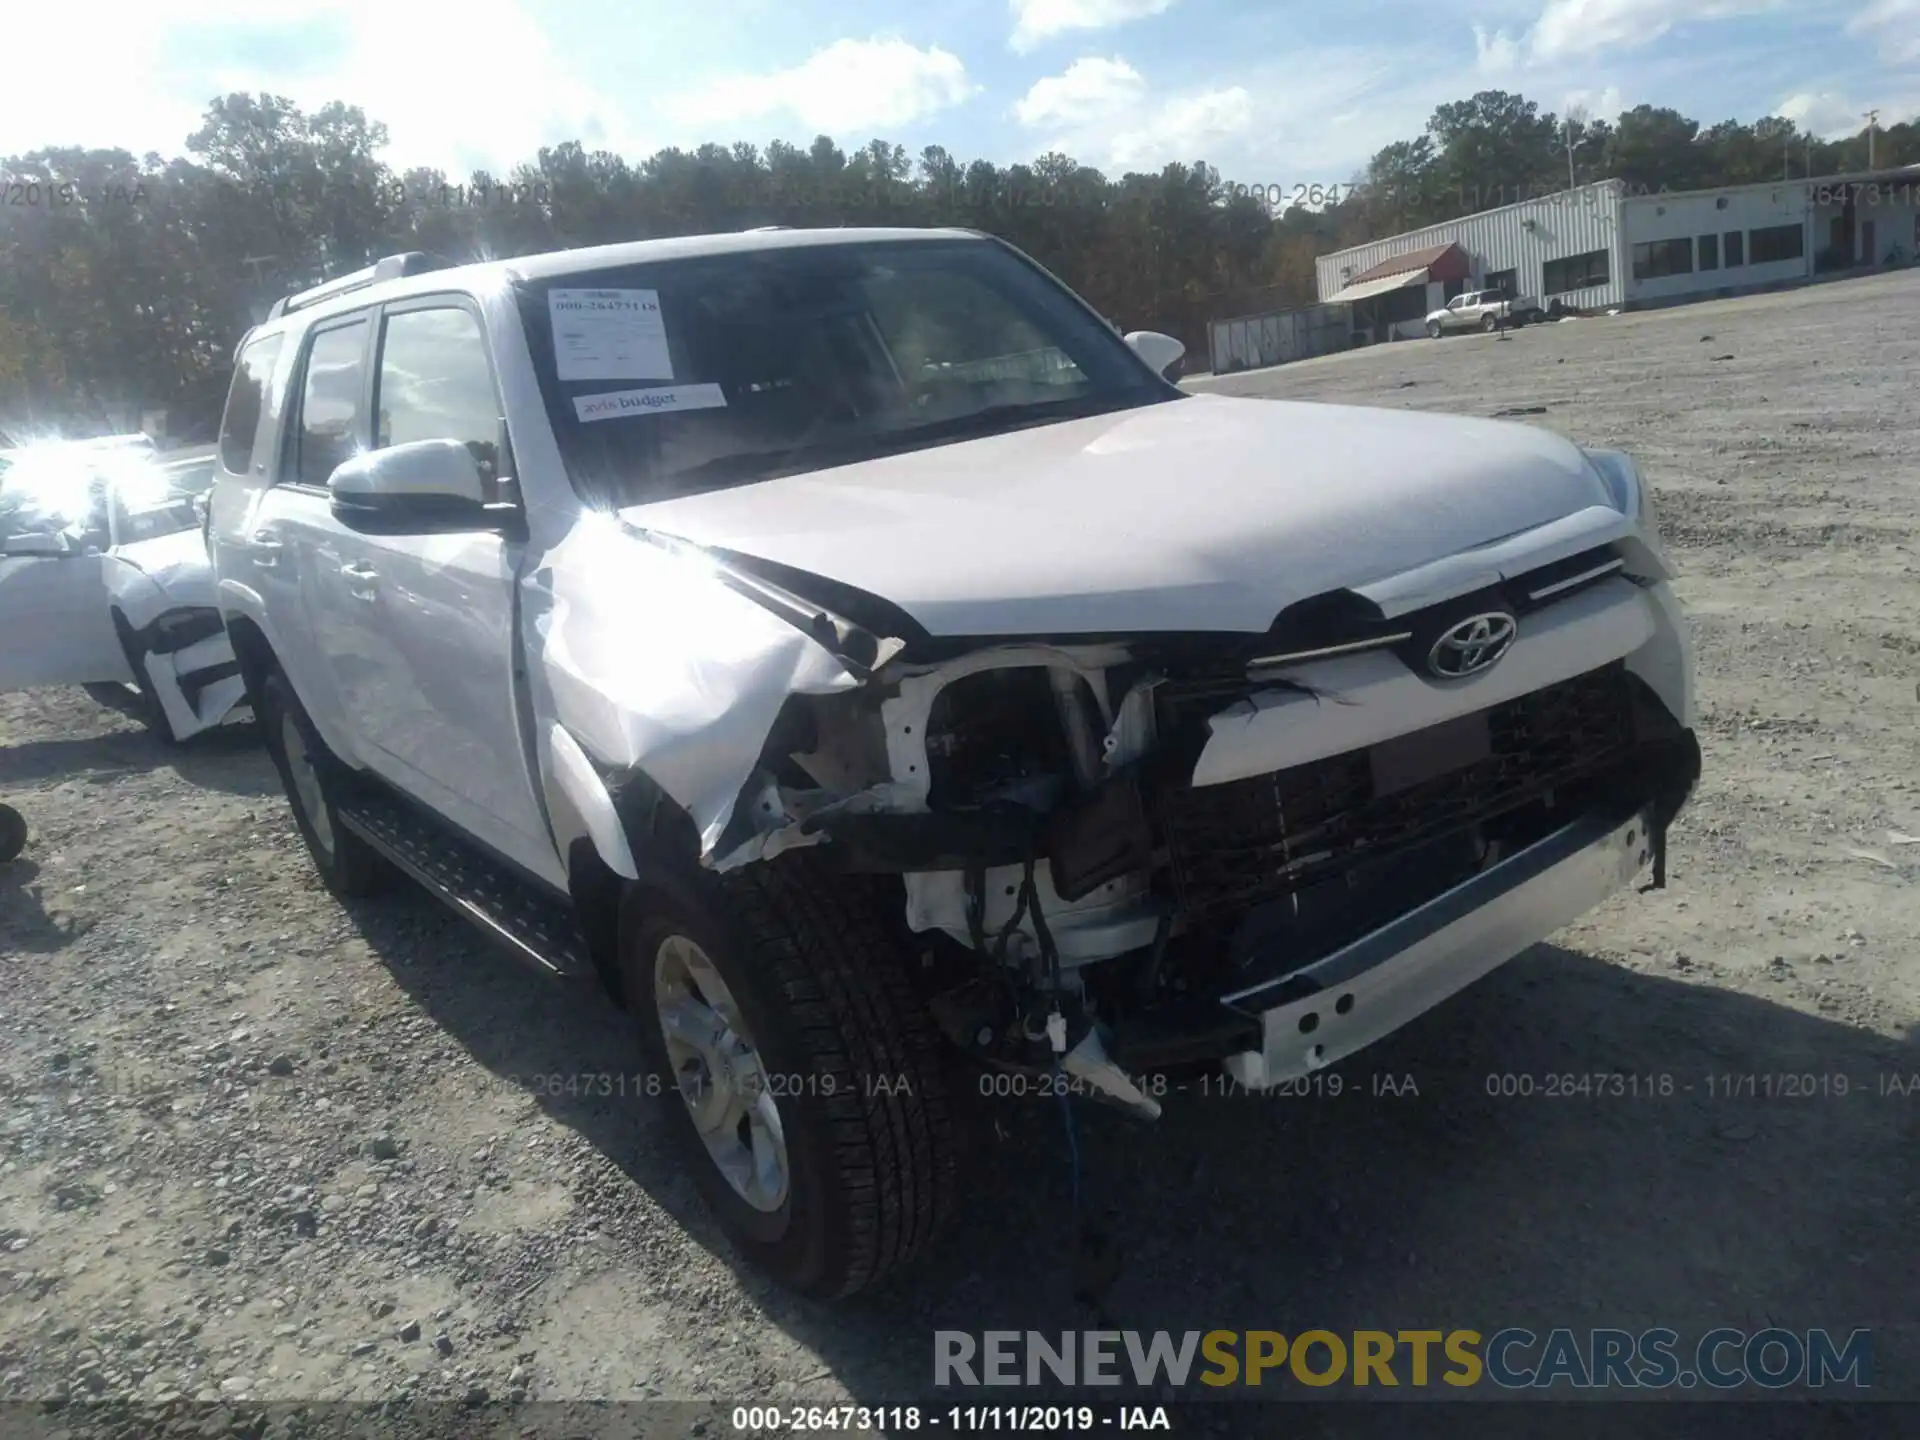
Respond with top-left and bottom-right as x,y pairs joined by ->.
1427,612 -> 1518,678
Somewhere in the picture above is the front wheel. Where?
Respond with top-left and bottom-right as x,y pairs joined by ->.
623,855 -> 956,1298
1426,320 -> 1443,339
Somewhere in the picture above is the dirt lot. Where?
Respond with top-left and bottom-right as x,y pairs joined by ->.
3,271 -> 1917,1431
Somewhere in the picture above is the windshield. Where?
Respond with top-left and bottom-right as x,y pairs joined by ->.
513,237 -> 1176,508
108,454 -> 212,546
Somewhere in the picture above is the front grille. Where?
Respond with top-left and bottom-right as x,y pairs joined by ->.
1158,664 -> 1636,923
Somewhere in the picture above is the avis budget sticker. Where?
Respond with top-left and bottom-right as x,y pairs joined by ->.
573,384 -> 729,422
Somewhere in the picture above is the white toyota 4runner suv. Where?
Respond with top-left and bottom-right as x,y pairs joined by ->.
210,229 -> 1699,1298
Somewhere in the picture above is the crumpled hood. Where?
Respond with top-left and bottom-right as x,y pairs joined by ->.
619,392 -> 1621,637
111,528 -> 217,607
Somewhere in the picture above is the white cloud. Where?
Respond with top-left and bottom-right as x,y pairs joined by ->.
1529,0 -> 1775,62
1473,26 -> 1523,76
313,0 -> 640,174
1108,86 -> 1254,168
1013,57 -> 1146,127
0,0 -> 641,176
1009,0 -> 1177,54
1777,88 -> 1920,139
1777,90 -> 1863,138
662,39 -> 978,136
1846,0 -> 1920,64
1562,85 -> 1626,119
1010,48 -> 1407,179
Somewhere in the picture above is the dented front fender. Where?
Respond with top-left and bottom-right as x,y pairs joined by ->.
520,513 -> 877,862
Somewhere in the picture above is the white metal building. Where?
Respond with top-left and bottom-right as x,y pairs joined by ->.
1316,166 -> 1920,341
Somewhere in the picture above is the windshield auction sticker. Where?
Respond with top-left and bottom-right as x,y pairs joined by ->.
549,288 -> 674,382
573,384 -> 728,422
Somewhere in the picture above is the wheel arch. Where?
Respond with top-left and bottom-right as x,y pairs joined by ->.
560,751 -> 706,1007
224,613 -> 278,710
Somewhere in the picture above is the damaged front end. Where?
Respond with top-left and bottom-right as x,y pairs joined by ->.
672,550 -> 1698,1121
535,513 -> 1699,1122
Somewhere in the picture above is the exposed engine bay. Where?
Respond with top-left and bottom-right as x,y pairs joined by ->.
699,542 -> 1703,1120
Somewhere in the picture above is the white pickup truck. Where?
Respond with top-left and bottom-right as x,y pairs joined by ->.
1426,288 -> 1546,337
208,230 -> 1699,1298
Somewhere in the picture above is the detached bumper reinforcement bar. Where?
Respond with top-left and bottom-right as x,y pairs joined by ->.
1218,798 -> 1656,1091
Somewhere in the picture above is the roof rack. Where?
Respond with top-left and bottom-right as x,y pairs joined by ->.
266,251 -> 449,321
744,225 -> 790,232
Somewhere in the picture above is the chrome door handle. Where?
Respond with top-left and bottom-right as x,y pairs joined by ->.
249,531 -> 283,568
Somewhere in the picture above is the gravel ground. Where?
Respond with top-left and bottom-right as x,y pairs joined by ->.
3,270 -> 1917,1431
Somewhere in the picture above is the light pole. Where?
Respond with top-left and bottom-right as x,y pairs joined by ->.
1864,109 -> 1880,169
1563,105 -> 1588,192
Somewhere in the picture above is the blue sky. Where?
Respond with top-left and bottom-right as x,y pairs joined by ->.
2,1 -> 1915,183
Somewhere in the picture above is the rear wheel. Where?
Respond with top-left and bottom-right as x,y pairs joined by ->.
623,854 -> 956,1298
257,668 -> 390,897
0,804 -> 25,864
1482,313 -> 1501,333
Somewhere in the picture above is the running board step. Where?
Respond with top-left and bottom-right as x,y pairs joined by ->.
336,789 -> 591,978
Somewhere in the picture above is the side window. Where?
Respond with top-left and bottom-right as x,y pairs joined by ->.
294,317 -> 371,488
373,305 -> 506,498
218,332 -> 285,475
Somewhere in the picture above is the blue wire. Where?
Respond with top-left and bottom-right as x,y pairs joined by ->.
1054,1065 -> 1080,1214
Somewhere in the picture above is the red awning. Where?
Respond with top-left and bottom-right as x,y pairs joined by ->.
1344,241 -> 1472,287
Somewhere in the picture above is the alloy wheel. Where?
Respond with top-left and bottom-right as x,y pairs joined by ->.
653,933 -> 790,1213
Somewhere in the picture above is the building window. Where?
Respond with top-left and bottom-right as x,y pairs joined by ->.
1631,238 -> 1694,281
1697,234 -> 1719,271
1749,224 -> 1805,264
1724,230 -> 1744,267
1542,249 -> 1610,294
1483,268 -> 1517,297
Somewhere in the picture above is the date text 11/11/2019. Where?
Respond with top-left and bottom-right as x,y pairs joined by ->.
730,1405 -> 1172,1433
521,1070 -> 922,1100
978,1070 -> 1419,1101
1483,1071 -> 1919,1099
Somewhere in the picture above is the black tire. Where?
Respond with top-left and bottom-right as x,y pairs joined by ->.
1426,320 -> 1443,339
256,668 -> 391,898
0,804 -> 25,864
622,854 -> 956,1298
1482,313 -> 1500,333
81,681 -> 134,710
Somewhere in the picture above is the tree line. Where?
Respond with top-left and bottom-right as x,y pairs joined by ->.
1,89 -> 1912,439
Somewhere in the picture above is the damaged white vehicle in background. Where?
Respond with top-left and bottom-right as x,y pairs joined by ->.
0,442 -> 245,740
209,230 -> 1700,1301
